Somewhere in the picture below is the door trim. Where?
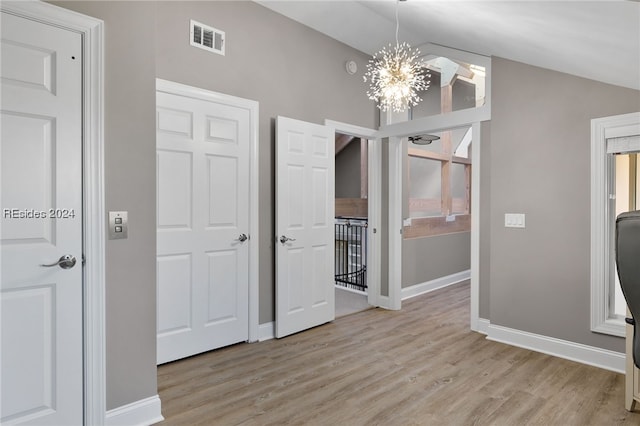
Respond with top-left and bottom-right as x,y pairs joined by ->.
156,78 -> 260,343
383,116 -> 485,326
388,136 -> 403,310
1,1 -> 107,424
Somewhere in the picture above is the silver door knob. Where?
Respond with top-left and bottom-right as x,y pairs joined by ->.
280,235 -> 296,244
236,233 -> 248,242
40,254 -> 77,269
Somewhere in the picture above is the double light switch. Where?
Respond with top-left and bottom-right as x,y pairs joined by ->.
109,211 -> 128,239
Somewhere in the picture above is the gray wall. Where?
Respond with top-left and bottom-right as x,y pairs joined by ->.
400,74 -> 475,289
51,0 -> 377,411
51,0 -> 158,411
154,1 -> 377,323
402,232 -> 471,288
46,0 -> 640,413
488,57 -> 640,352
335,139 -> 362,199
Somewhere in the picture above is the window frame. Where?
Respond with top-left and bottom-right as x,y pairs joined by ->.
591,112 -> 640,337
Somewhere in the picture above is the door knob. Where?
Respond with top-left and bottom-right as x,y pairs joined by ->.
236,233 -> 248,242
280,235 -> 296,244
40,254 -> 77,269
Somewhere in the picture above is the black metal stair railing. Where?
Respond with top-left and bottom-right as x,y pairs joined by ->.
335,218 -> 367,292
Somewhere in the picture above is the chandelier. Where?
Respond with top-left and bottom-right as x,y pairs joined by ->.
364,0 -> 430,113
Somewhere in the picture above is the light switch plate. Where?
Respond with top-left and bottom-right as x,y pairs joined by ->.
109,211 -> 128,239
505,213 -> 525,228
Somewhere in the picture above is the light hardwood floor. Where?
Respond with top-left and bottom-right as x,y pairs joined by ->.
335,286 -> 370,318
158,281 -> 640,425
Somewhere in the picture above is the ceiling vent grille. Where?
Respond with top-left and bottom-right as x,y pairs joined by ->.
190,19 -> 225,56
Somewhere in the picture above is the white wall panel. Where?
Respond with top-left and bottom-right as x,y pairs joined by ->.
157,254 -> 192,336
157,107 -> 193,138
0,40 -> 55,93
0,113 -> 54,244
157,150 -> 192,230
206,250 -> 237,324
207,155 -> 237,228
1,286 -> 55,420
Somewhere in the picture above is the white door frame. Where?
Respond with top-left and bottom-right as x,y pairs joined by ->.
326,118 -> 483,315
325,120 -> 381,307
1,1 -> 106,424
379,120 -> 484,327
156,78 -> 260,343
375,45 -> 491,330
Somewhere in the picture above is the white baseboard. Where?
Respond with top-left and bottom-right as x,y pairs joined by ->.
259,321 -> 275,342
477,318 -> 490,335
401,270 -> 470,301
105,395 -> 163,426
487,323 -> 625,374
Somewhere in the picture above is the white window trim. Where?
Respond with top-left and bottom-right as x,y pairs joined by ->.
591,112 -> 640,337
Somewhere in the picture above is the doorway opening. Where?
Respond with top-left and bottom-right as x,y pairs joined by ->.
334,132 -> 371,317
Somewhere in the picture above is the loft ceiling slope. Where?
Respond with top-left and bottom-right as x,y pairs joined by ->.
255,0 -> 640,91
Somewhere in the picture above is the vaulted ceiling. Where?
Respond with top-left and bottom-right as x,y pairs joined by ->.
257,1 -> 640,91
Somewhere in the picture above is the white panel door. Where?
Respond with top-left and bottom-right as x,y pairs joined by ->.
1,11 -> 83,425
156,88 -> 250,364
276,116 -> 335,338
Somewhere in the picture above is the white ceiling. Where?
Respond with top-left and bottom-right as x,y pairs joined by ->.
257,1 -> 640,90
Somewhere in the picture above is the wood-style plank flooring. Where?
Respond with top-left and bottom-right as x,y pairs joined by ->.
158,281 -> 640,425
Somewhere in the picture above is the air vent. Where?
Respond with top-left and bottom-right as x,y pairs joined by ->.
190,20 -> 225,56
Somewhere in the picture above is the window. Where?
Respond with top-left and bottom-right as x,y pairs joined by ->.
613,153 -> 639,317
591,112 -> 640,337
411,57 -> 486,121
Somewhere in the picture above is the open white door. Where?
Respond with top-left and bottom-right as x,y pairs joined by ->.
276,116 -> 335,338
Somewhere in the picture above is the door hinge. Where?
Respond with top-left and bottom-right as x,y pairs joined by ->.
82,254 -> 86,266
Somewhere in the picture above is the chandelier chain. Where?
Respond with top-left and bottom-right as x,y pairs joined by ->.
395,0 -> 399,46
